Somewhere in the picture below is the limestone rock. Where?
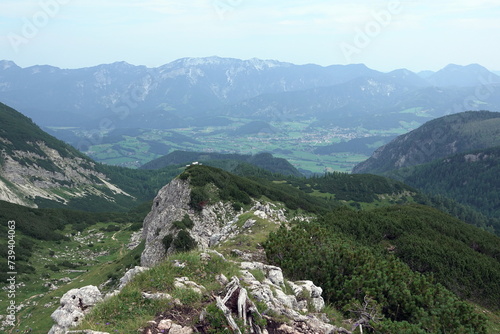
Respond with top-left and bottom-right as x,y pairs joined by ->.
118,266 -> 150,290
127,228 -> 143,250
146,319 -> 193,334
174,277 -> 206,294
141,178 -> 192,267
66,331 -> 110,334
240,261 -> 284,286
142,292 -> 172,300
48,285 -> 103,334
140,178 -> 239,267
212,273 -> 350,334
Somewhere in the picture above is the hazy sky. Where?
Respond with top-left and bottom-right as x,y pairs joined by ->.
1,0 -> 499,72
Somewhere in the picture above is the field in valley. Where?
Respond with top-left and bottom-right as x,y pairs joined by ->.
75,117 -> 422,174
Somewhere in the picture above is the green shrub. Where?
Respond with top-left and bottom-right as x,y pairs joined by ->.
172,214 -> 194,230
162,234 -> 173,251
264,223 -> 487,333
173,230 -> 197,252
202,303 -> 232,334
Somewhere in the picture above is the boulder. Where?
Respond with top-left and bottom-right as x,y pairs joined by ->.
118,266 -> 150,290
48,286 -> 103,334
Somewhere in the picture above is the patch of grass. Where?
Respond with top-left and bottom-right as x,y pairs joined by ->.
322,304 -> 350,329
75,250 -> 241,333
216,214 -> 280,256
248,269 -> 266,282
77,284 -> 173,333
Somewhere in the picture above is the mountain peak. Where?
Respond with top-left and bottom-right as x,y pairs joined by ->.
0,60 -> 20,70
428,63 -> 500,87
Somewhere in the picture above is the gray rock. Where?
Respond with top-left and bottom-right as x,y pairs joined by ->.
209,233 -> 222,247
242,219 -> 256,229
142,292 -> 172,300
174,277 -> 206,294
66,331 -> 110,334
118,266 -> 150,290
216,274 -> 229,286
141,178 -> 192,267
140,178 -> 239,267
173,259 -> 186,268
48,286 -> 103,334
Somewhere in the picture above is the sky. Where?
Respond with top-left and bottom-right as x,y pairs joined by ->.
0,0 -> 499,72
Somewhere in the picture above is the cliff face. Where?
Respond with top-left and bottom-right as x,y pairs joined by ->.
141,178 -> 193,267
0,140 -> 133,207
0,102 -> 134,208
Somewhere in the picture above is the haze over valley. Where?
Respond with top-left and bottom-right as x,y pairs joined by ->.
1,58 -> 499,173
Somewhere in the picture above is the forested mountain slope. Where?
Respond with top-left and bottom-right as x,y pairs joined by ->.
140,150 -> 303,177
0,102 -> 139,210
385,146 -> 500,231
353,110 -> 500,174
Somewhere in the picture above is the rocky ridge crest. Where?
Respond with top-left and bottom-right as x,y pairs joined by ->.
49,174 -> 351,333
140,177 -> 287,267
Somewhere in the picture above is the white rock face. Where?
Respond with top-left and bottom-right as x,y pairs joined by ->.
48,286 -> 103,334
239,262 -> 326,321
140,178 -> 192,267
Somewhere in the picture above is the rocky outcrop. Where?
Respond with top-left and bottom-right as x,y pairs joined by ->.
104,266 -> 151,299
48,286 -> 103,334
140,176 -> 291,267
143,254 -> 350,334
140,178 -> 241,267
141,178 -> 193,267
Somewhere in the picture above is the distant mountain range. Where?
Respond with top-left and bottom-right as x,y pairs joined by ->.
1,57 -> 499,131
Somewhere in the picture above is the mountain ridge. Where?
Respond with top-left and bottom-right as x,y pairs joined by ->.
352,110 -> 500,174
140,150 -> 303,177
0,102 -> 137,210
2,58 -> 499,130
384,145 -> 500,232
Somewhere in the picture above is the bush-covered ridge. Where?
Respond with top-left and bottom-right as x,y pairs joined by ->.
385,145 -> 500,233
179,164 -> 339,213
286,171 -> 418,203
264,221 -> 489,333
317,204 -> 500,310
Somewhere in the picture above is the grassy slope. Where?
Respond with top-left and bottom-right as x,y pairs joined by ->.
4,228 -> 144,333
